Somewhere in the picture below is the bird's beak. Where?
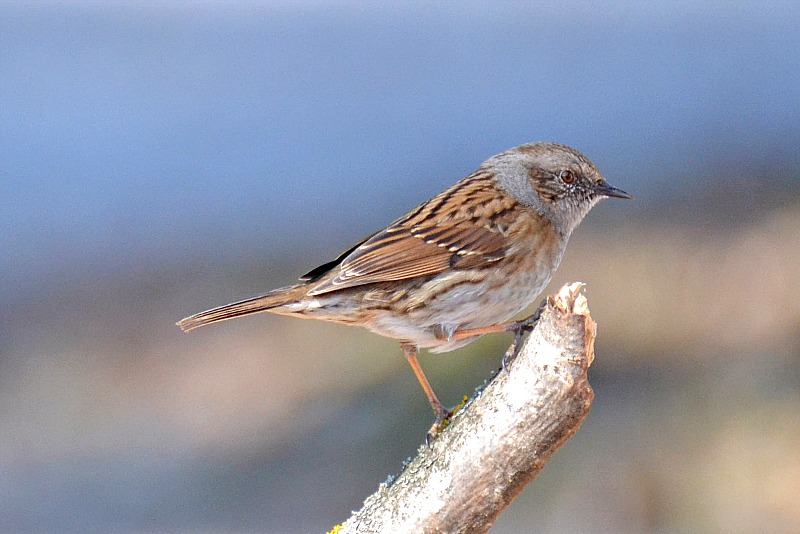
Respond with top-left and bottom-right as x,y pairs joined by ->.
593,180 -> 632,200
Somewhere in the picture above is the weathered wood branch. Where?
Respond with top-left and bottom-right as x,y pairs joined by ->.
339,282 -> 597,534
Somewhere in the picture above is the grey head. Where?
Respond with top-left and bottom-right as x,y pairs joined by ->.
488,142 -> 631,236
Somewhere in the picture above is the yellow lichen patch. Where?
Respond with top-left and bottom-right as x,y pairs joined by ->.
454,395 -> 469,412
326,524 -> 343,534
439,395 -> 471,432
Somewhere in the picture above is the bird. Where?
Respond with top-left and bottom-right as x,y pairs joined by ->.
177,142 -> 631,440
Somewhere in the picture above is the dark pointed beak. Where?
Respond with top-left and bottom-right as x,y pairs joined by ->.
593,180 -> 632,200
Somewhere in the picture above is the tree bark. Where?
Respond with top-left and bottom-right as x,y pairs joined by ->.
338,282 -> 597,534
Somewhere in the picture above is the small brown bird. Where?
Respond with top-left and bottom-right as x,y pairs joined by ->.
177,142 -> 630,439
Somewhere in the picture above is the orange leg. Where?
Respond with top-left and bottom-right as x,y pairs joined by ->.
401,341 -> 450,442
451,322 -> 512,340
451,305 -> 544,341
451,300 -> 547,368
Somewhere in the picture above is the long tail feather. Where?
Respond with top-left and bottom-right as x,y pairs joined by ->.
176,285 -> 303,332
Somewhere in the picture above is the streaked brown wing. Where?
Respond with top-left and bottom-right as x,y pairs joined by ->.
307,172 -> 520,296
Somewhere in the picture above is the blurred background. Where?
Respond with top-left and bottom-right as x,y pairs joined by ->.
2,2 -> 799,532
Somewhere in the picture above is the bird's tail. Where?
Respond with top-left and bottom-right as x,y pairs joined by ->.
176,284 -> 307,332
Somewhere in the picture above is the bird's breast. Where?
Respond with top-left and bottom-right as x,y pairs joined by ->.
367,217 -> 567,351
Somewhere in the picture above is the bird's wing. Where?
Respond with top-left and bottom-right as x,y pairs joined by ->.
307,173 -> 520,296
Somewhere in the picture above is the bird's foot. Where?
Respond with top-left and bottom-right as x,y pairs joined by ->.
425,404 -> 452,446
425,395 -> 470,446
502,298 -> 547,371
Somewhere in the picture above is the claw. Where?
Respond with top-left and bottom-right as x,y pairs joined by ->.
425,405 -> 452,446
502,299 -> 547,371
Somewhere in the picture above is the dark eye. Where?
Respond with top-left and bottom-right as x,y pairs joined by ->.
559,170 -> 575,184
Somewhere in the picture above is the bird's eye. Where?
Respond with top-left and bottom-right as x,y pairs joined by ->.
559,170 -> 575,184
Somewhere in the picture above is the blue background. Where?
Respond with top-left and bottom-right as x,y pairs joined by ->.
2,2 -> 799,533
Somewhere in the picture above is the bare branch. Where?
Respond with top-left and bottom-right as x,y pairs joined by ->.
339,282 -> 597,534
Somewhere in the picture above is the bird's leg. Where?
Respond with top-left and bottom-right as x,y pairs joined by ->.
401,341 -> 450,444
451,298 -> 548,370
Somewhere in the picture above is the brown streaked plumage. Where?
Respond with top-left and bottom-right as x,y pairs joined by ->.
177,141 -> 631,440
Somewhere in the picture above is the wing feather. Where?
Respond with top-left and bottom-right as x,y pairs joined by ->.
307,172 -> 521,296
